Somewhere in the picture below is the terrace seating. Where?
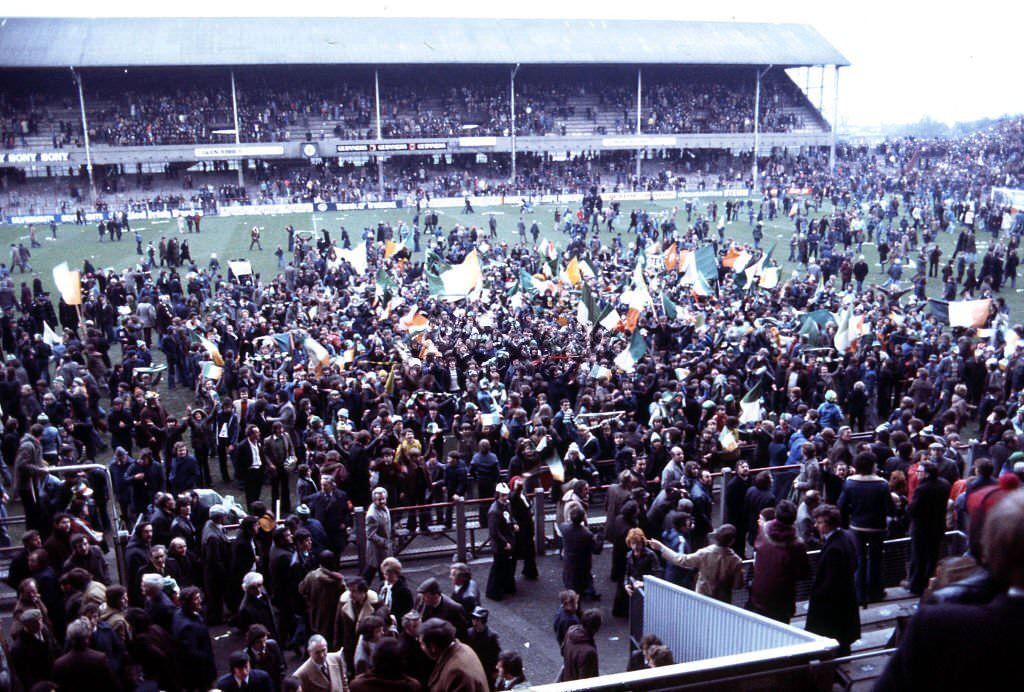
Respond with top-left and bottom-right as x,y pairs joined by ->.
0,68 -> 831,150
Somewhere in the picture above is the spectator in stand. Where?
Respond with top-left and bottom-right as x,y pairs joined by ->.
559,608 -> 602,682
418,617 -> 489,692
877,489 -> 1024,690
805,504 -> 861,656
747,500 -> 810,623
838,452 -> 896,605
651,523 -> 744,603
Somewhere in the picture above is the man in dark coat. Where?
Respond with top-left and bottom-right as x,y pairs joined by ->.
805,504 -> 860,656
486,483 -> 518,601
906,461 -> 952,595
560,609 -> 602,682
747,500 -> 811,623
9,608 -> 58,690
464,607 -> 501,685
560,505 -> 603,600
306,476 -> 351,555
171,586 -> 217,691
237,571 -> 279,641
215,650 -> 274,692
202,505 -> 231,625
724,461 -> 752,557
234,424 -> 267,507
415,577 -> 468,634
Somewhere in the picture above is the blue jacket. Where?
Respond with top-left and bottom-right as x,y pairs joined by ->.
817,401 -> 844,431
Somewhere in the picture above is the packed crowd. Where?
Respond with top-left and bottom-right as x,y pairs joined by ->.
0,116 -> 1023,691
1,67 -> 818,149
639,75 -> 806,135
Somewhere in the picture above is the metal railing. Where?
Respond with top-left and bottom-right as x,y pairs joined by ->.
531,576 -> 837,692
0,463 -> 126,584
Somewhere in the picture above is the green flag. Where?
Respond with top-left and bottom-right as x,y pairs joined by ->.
426,270 -> 446,297
614,331 -> 648,372
577,283 -> 600,326
520,268 -> 539,295
695,245 -> 718,282
662,293 -> 679,320
740,380 -> 763,423
375,268 -> 397,303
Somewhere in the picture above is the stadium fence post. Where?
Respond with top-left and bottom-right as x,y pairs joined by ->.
455,497 -> 467,563
533,489 -> 547,556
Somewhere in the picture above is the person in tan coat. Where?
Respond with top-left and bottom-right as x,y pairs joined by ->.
418,618 -> 489,692
334,578 -> 379,674
650,523 -> 745,603
293,633 -> 349,692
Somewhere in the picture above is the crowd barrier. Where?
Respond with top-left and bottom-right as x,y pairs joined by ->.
3,188 -> 763,225
532,575 -> 836,692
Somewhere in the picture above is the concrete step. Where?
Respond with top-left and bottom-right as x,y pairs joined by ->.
835,653 -> 892,691
793,598 -> 917,631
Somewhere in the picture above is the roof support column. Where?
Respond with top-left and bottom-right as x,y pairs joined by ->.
511,64 -> 519,186
753,65 -> 772,195
635,67 -> 642,180
375,69 -> 384,199
230,69 -> 244,188
830,65 -> 840,172
70,68 -> 96,205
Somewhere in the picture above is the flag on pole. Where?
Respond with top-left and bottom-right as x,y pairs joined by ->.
42,321 -> 62,347
744,244 -> 775,285
200,362 -> 223,381
928,298 -> 992,328
195,333 -> 224,367
375,268 -> 398,304
399,306 -> 430,334
428,250 -> 483,300
740,381 -> 763,423
536,239 -> 557,260
303,337 -> 331,374
52,262 -> 82,305
383,240 -> 399,259
599,308 -> 622,332
662,294 -> 679,320
631,264 -> 653,309
758,266 -> 780,289
579,258 -> 597,280
694,245 -> 718,282
691,271 -> 713,297
562,257 -> 582,286
576,283 -> 601,326
720,247 -> 752,273
335,242 -> 368,275
834,305 -> 855,352
613,331 -> 648,372
663,243 -> 679,272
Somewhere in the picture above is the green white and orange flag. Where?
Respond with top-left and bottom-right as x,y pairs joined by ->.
663,243 -> 679,272
399,306 -> 430,334
562,257 -> 582,286
614,330 -> 648,373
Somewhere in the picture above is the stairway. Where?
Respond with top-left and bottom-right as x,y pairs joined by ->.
790,586 -> 917,691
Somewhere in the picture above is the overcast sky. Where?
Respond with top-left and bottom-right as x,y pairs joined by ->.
19,0 -> 1024,128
